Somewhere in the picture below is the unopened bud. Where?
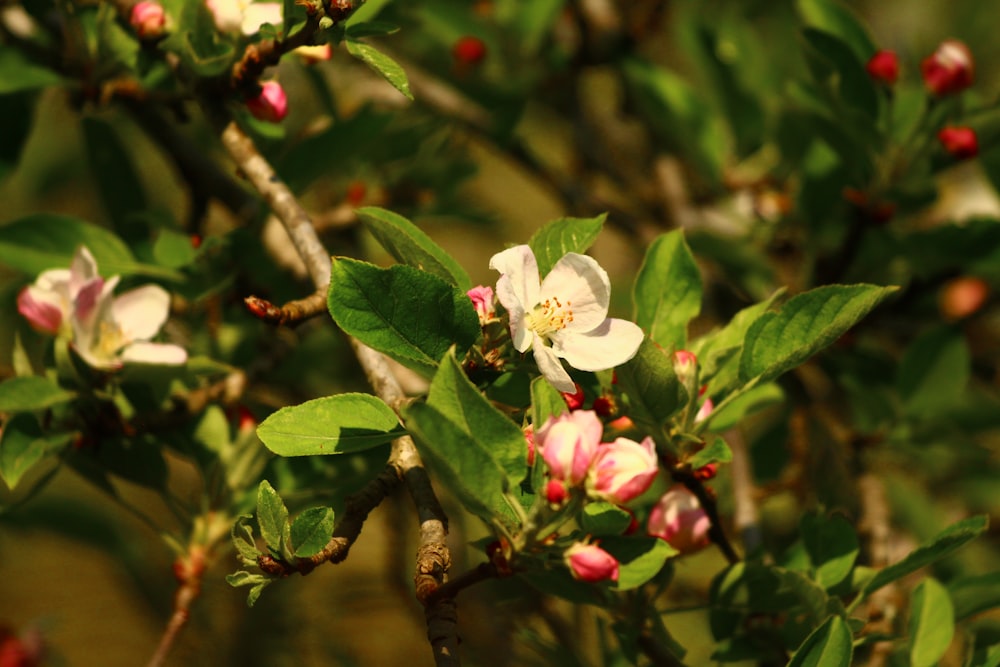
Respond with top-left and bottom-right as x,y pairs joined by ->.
131,1 -> 166,39
545,479 -> 568,505
865,50 -> 899,86
921,39 -> 974,96
564,542 -> 619,582
938,126 -> 978,160
452,35 -> 487,66
246,81 -> 288,123
940,276 -> 990,320
560,383 -> 585,410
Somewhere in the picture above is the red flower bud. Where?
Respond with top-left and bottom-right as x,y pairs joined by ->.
693,462 -> 718,481
246,81 -> 288,123
921,40 -> 974,96
545,479 -> 569,505
940,276 -> 990,320
938,126 -> 978,160
560,383 -> 585,410
866,50 -> 900,86
592,394 -> 615,417
345,180 -> 367,206
130,1 -> 166,39
452,36 -> 487,66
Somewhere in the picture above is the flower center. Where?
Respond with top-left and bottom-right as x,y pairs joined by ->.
95,320 -> 127,359
526,296 -> 573,339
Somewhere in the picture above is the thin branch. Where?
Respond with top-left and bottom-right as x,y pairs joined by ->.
244,289 -> 328,327
146,547 -> 207,667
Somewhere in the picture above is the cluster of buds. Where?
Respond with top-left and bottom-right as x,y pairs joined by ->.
17,246 -> 186,370
537,410 -> 658,507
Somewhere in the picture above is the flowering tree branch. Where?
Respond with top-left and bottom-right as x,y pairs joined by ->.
215,115 -> 458,664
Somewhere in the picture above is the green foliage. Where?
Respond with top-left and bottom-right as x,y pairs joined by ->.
632,231 -> 702,350
290,506 -> 336,558
526,214 -> 605,276
357,206 -> 472,288
0,46 -> 62,93
256,393 -> 404,456
908,578 -> 955,667
0,376 -> 76,412
616,338 -> 686,447
0,413 -> 72,489
327,258 -> 481,376
344,38 -> 413,100
787,615 -> 853,667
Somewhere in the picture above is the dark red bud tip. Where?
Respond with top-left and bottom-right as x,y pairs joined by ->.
693,463 -> 718,481
592,395 -> 615,417
561,384 -> 585,410
938,126 -> 979,160
452,35 -> 487,65
866,50 -> 900,86
345,180 -> 366,206
244,295 -> 283,323
190,234 -> 203,249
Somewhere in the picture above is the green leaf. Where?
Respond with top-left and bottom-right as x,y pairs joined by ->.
580,502 -> 633,536
897,325 -> 970,417
0,376 -> 76,412
0,214 -> 179,279
617,338 -> 686,444
801,512 -> 859,590
687,438 -> 732,470
949,572 -> 1000,621
0,414 -> 72,489
344,38 -> 412,100
704,383 -> 784,432
796,0 -> 876,63
345,21 -> 401,38
404,401 -> 517,529
225,571 -> 273,607
531,376 -> 569,428
909,578 -> 955,667
256,393 -> 404,456
290,507 -> 336,557
862,515 -> 989,598
327,258 -> 481,377
971,645 -> 1000,667
231,515 -> 261,566
158,1 -> 235,77
739,284 -> 896,385
357,207 -> 471,289
426,350 -> 528,485
632,231 -> 702,350
527,214 -> 606,276
801,28 -> 878,120
787,615 -> 853,667
152,228 -> 199,269
0,47 -> 62,93
256,480 -> 289,555
602,536 -> 676,591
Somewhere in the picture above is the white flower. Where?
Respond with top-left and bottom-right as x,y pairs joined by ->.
17,246 -> 187,371
205,0 -> 281,34
490,244 -> 643,392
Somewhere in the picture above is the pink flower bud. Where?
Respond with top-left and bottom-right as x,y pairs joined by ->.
246,81 -> 288,123
921,40 -> 974,96
588,436 -> 658,504
938,126 -> 978,160
545,479 -> 568,505
537,410 -> 603,485
130,1 -> 166,39
560,383 -> 585,410
940,276 -> 990,320
695,395 -> 714,423
647,486 -> 711,555
466,285 -> 496,324
672,350 -> 697,384
865,50 -> 899,85
564,542 -> 619,583
523,425 -> 536,466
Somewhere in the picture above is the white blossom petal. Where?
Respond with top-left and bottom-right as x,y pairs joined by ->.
532,337 -> 575,392
112,285 -> 171,342
539,253 -> 610,332
553,317 -> 643,371
241,2 -> 282,34
491,245 -> 540,352
121,342 -> 188,365
69,246 -> 99,293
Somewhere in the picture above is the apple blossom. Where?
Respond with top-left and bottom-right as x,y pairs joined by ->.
588,436 -> 658,504
564,542 -> 619,582
647,486 -> 711,555
536,410 -> 603,485
17,246 -> 186,370
205,0 -> 281,34
17,246 -> 103,335
490,244 -> 643,393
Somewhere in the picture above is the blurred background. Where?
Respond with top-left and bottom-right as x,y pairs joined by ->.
1,0 -> 999,665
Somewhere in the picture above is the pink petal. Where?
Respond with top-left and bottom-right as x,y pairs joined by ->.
17,286 -> 64,334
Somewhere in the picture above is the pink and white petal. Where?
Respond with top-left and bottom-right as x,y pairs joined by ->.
17,286 -> 65,334
34,268 -> 72,293
539,253 -> 610,331
241,2 -> 282,34
496,274 -> 532,352
553,318 -> 643,371
121,342 -> 188,366
73,276 -> 110,325
69,246 -> 100,293
532,337 -> 575,392
205,0 -> 244,31
112,285 -> 171,341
